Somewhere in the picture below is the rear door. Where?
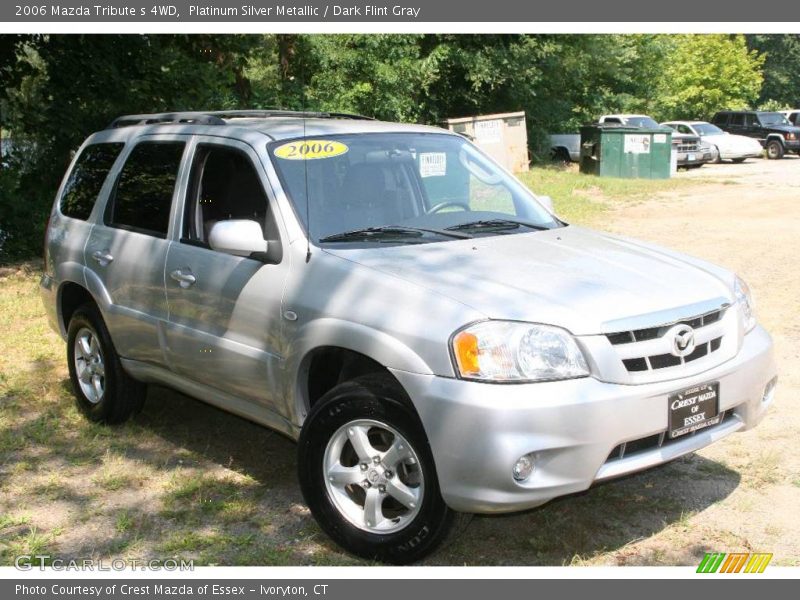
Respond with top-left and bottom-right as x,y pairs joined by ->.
163,137 -> 290,407
727,113 -> 746,136
85,135 -> 189,364
743,113 -> 764,142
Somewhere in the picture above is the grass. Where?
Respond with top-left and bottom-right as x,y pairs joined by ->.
517,164 -> 699,223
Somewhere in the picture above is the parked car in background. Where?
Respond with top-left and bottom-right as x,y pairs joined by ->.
600,115 -> 712,169
549,133 -> 580,163
662,121 -> 763,163
550,114 -> 711,169
712,110 -> 800,159
779,109 -> 800,126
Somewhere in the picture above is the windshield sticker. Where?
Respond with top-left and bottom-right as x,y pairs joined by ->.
274,140 -> 349,160
419,152 -> 447,177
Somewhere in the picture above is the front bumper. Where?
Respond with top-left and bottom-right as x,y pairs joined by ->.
677,152 -> 709,166
392,325 -> 776,513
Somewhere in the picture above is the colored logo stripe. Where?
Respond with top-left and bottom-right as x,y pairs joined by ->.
697,552 -> 772,573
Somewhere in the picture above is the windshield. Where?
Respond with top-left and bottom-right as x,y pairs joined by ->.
759,112 -> 791,126
269,132 -> 560,244
625,116 -> 661,128
693,123 -> 724,135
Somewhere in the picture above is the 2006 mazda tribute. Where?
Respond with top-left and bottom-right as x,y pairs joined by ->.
41,110 -> 777,563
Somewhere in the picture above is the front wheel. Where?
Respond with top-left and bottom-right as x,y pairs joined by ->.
766,140 -> 784,160
297,374 -> 453,564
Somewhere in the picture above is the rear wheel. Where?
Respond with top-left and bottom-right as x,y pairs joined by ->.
766,139 -> 784,160
297,374 -> 453,564
67,304 -> 146,423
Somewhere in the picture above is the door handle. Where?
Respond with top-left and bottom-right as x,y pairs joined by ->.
91,250 -> 114,266
170,269 -> 197,289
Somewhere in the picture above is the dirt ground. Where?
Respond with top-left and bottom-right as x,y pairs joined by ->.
0,156 -> 798,566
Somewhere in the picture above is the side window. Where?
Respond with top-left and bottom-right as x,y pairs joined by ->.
745,114 -> 758,127
184,145 -> 275,246
60,143 -> 124,220
730,114 -> 745,126
712,113 -> 727,126
678,125 -> 692,135
106,141 -> 185,237
790,112 -> 799,125
604,117 -> 622,124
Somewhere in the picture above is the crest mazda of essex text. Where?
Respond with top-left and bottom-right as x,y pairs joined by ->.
40,110 -> 777,563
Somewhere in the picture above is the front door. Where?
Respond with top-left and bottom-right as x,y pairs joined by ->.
163,138 -> 289,407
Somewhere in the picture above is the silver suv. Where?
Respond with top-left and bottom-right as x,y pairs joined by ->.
41,110 -> 777,563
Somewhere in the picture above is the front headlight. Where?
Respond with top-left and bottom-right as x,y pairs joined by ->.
734,275 -> 756,332
452,321 -> 590,382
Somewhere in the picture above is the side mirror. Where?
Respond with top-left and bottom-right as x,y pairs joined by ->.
208,220 -> 268,257
537,195 -> 554,213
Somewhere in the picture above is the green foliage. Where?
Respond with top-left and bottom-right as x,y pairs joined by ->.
653,35 -> 765,121
0,33 -> 791,260
747,34 -> 800,108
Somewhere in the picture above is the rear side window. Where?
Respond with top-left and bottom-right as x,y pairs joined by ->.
106,141 -> 186,237
712,113 -> 727,126
60,143 -> 124,220
730,114 -> 745,126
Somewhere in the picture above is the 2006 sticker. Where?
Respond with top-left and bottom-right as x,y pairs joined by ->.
274,140 -> 349,160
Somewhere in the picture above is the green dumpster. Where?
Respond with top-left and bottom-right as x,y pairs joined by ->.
579,124 -> 672,179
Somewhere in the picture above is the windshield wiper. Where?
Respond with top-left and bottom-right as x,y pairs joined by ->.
445,219 -> 550,233
319,225 -> 471,244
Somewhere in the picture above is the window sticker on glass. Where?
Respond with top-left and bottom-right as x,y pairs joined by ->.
419,152 -> 447,178
274,140 -> 349,160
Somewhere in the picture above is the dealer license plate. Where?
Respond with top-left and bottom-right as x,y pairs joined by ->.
668,382 -> 720,439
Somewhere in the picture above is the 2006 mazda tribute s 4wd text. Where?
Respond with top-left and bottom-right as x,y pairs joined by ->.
40,110 -> 777,563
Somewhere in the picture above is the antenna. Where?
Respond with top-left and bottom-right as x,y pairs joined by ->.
300,73 -> 312,263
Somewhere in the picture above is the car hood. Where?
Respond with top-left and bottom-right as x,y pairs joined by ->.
765,124 -> 800,134
324,226 -> 735,335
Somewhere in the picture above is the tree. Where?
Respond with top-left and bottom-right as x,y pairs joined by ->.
747,34 -> 800,108
653,34 -> 764,121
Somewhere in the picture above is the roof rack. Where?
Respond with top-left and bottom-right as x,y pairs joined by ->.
106,109 -> 375,129
107,112 -> 226,129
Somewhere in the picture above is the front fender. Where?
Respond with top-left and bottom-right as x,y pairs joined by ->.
284,318 -> 434,426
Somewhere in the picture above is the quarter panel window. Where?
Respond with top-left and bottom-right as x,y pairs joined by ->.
106,141 -> 185,237
60,143 -> 124,220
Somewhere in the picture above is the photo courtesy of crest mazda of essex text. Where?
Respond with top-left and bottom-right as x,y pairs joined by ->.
0,33 -> 797,567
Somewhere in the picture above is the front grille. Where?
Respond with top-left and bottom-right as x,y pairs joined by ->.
605,410 -> 733,463
676,141 -> 699,152
606,307 -> 727,373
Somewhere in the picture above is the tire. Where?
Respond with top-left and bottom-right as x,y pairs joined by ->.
550,147 -> 571,165
731,157 -> 747,163
297,373 -> 453,564
66,303 -> 146,424
766,139 -> 784,160
713,146 -> 722,164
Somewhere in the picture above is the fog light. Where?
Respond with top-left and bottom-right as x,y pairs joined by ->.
512,454 -> 535,482
762,376 -> 778,403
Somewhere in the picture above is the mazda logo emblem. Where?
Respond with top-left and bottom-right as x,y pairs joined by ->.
669,324 -> 696,358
